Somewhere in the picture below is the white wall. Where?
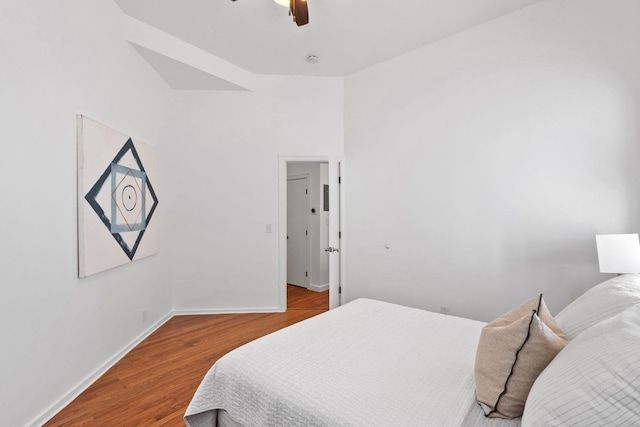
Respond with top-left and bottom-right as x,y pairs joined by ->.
167,84 -> 343,312
344,0 -> 640,321
0,1 -> 175,425
0,1 -> 343,425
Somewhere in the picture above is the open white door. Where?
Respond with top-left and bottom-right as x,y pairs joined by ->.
327,158 -> 343,309
287,177 -> 310,288
279,156 -> 344,311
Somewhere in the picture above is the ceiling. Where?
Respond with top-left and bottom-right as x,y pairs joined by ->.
115,0 -> 545,77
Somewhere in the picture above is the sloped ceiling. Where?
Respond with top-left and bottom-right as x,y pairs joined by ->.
116,0 -> 545,77
130,43 -> 249,91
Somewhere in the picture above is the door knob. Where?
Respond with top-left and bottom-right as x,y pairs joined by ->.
325,247 -> 339,253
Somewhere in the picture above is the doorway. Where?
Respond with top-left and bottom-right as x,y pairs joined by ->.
279,156 -> 344,311
286,163 -> 329,309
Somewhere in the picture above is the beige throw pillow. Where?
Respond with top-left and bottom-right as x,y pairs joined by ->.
474,294 -> 569,419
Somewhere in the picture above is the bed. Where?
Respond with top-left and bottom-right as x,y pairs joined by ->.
185,274 -> 640,427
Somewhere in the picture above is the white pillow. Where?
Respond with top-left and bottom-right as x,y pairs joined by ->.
522,303 -> 640,427
555,273 -> 640,339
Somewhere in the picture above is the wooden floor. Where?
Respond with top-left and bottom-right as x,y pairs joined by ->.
45,286 -> 329,426
287,283 -> 329,310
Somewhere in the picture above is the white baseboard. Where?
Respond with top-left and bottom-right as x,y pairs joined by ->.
173,306 -> 284,315
29,311 -> 173,427
308,283 -> 329,292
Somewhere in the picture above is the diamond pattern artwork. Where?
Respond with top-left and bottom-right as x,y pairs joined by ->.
78,116 -> 159,278
109,162 -> 148,234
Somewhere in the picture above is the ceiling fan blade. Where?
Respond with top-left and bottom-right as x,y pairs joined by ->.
291,0 -> 309,26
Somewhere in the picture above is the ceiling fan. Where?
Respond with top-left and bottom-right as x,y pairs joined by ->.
232,0 -> 309,27
275,0 -> 309,26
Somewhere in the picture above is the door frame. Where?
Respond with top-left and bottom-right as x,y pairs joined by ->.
278,156 -> 345,311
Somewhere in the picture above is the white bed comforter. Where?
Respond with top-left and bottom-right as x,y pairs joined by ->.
185,299 -> 520,427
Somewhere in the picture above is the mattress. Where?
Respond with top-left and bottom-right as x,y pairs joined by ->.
185,298 -> 520,427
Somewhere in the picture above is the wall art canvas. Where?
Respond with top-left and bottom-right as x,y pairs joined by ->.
77,115 -> 159,278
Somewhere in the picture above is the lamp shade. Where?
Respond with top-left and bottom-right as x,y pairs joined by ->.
596,234 -> 640,273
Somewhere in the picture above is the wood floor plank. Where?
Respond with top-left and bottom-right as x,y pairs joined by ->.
287,284 -> 329,309
45,286 -> 329,426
